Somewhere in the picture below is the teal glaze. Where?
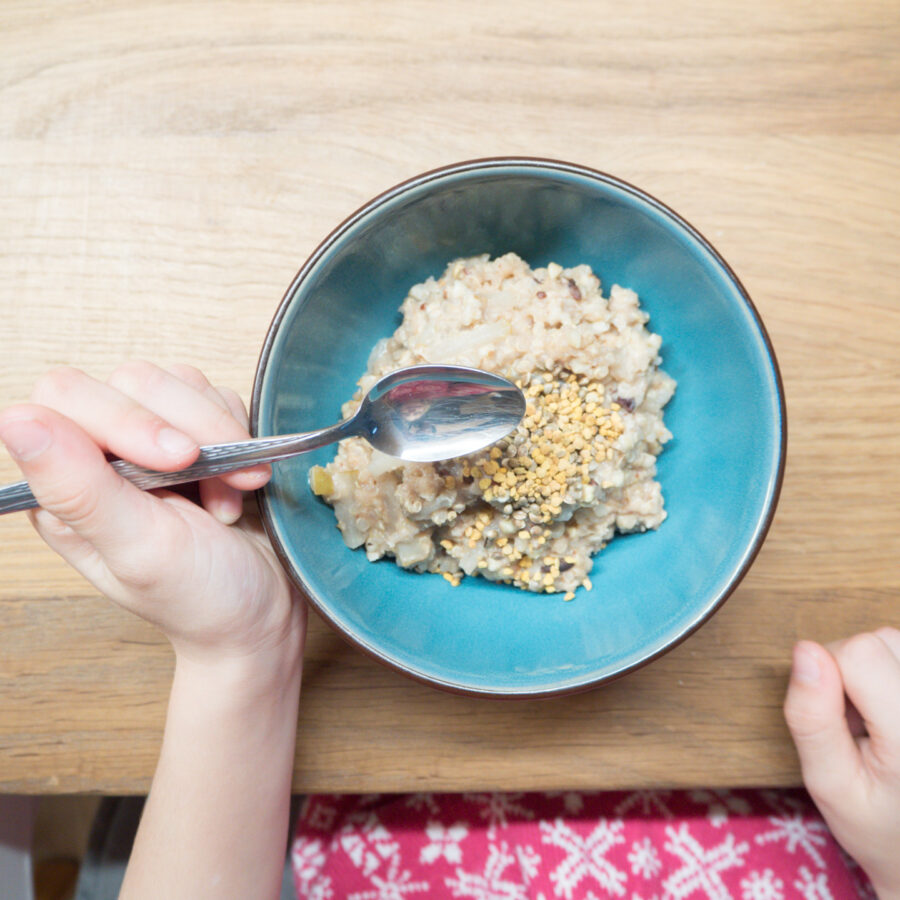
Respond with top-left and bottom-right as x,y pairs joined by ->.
252,159 -> 786,697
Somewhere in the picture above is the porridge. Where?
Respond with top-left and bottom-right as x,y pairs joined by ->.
309,252 -> 676,599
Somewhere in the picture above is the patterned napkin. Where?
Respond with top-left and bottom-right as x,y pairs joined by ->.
291,788 -> 873,899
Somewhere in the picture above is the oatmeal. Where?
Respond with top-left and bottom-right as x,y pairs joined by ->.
310,252 -> 676,598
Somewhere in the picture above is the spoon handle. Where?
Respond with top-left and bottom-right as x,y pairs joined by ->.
0,421 -> 354,515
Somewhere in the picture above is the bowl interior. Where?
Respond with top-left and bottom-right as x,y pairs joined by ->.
254,161 -> 784,696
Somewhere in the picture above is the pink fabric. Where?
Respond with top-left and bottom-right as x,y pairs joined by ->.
291,789 -> 875,899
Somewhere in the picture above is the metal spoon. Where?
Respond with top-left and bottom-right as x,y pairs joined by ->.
0,365 -> 525,515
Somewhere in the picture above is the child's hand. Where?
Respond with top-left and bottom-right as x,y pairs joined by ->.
0,363 -> 304,669
784,628 -> 900,899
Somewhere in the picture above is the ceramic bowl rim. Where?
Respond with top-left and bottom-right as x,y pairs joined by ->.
250,156 -> 788,699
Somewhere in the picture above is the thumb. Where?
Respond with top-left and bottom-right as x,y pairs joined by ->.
783,640 -> 865,807
0,404 -> 173,567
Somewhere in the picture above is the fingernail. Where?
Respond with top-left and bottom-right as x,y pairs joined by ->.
212,496 -> 242,525
157,427 -> 196,457
793,643 -> 820,685
248,465 -> 271,485
0,417 -> 52,461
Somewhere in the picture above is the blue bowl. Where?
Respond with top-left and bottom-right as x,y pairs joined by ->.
251,158 -> 786,697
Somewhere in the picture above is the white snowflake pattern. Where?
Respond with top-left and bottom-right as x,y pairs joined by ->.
540,817 -> 627,898
445,841 -> 531,900
339,814 -> 399,878
292,838 -> 326,885
515,844 -> 541,882
630,894 -> 661,900
306,801 -> 338,831
662,823 -> 749,900
544,791 -> 586,814
302,877 -> 334,900
740,869 -> 784,900
405,793 -> 441,815
347,852 -> 430,900
760,790 -> 806,815
420,821 -> 468,865
613,790 -> 675,820
793,866 -> 834,900
628,837 -> 662,879
689,790 -> 752,828
464,793 -> 535,838
754,814 -> 829,869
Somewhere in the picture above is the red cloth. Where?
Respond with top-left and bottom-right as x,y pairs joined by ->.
291,789 -> 875,899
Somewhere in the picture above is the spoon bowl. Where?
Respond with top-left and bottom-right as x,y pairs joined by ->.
359,366 -> 526,462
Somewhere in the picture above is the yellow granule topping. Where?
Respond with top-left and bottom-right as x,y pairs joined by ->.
436,368 -> 625,596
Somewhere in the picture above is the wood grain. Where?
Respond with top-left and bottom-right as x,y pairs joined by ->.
1,0 -> 898,793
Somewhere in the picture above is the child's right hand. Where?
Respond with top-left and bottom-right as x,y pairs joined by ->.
0,363 -> 305,675
784,627 -> 900,899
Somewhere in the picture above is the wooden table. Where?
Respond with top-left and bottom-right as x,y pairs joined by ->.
1,0 -> 898,795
